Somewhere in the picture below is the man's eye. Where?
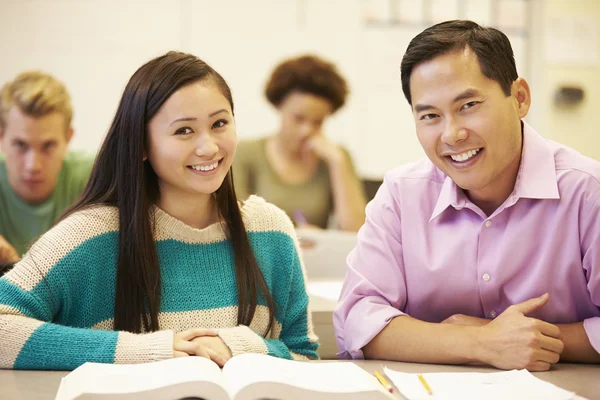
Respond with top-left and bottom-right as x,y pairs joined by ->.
420,114 -> 438,121
461,101 -> 479,110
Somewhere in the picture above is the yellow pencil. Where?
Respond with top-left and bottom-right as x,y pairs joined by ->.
374,370 -> 394,393
418,374 -> 433,395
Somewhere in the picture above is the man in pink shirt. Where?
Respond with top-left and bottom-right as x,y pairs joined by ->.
333,20 -> 600,370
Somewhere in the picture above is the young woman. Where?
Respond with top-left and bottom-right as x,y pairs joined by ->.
233,55 -> 367,232
0,52 -> 318,370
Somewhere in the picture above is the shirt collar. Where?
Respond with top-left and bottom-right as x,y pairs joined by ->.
429,121 -> 559,222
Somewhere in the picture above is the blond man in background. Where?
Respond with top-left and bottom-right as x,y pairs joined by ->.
0,71 -> 93,267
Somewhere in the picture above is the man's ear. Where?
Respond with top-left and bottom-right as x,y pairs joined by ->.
65,126 -> 74,144
512,77 -> 531,119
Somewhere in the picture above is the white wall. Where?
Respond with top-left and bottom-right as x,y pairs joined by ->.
1,0 -> 598,177
531,0 -> 600,160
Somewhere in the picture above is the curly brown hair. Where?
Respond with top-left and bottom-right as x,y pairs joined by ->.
265,55 -> 348,113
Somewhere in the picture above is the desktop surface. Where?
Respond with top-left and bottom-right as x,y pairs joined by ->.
1,361 -> 597,400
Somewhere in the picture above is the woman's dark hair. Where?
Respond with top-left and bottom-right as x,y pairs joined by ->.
265,55 -> 348,112
62,51 -> 276,334
401,20 -> 518,105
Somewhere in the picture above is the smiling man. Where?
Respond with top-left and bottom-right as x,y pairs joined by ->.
0,71 -> 93,265
334,20 -> 600,369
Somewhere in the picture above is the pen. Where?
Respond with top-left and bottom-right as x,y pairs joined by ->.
374,370 -> 394,393
293,209 -> 308,226
418,374 -> 433,395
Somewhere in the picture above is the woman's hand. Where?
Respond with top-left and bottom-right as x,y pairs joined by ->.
304,134 -> 343,165
191,335 -> 233,366
173,328 -> 230,366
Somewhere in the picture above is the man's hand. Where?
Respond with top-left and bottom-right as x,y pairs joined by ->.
475,293 -> 564,371
441,314 -> 490,326
0,235 -> 19,263
173,328 -> 229,367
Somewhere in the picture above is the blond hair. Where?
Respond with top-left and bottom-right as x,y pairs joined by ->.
0,70 -> 73,130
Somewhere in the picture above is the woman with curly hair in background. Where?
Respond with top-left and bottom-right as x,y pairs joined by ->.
233,55 -> 367,232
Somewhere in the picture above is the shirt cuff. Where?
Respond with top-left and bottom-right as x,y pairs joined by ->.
337,298 -> 406,360
583,317 -> 600,354
217,325 -> 268,356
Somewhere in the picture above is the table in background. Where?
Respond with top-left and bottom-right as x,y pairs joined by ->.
309,287 -> 340,359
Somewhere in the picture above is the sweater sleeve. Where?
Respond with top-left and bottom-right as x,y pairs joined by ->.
217,199 -> 319,360
0,207 -> 174,370
217,253 -> 319,361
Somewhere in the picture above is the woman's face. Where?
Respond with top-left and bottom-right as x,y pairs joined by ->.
277,91 -> 333,150
146,80 -> 237,204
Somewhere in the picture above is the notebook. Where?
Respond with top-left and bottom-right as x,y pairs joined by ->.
55,354 -> 393,400
383,367 -> 576,400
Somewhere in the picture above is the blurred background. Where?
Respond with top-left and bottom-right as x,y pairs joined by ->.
1,0 -> 598,181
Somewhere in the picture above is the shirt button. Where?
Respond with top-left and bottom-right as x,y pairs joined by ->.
482,273 -> 491,282
484,220 -> 492,228
490,311 -> 497,318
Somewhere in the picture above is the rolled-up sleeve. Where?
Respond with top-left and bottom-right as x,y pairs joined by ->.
333,174 -> 408,359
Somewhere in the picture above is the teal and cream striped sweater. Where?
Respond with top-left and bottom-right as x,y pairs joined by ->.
0,196 -> 319,370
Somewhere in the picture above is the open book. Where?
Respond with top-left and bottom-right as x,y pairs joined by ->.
383,367 -> 576,400
55,354 -> 393,400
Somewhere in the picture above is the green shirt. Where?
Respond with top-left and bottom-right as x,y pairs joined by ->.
0,151 -> 93,256
233,138 -> 360,229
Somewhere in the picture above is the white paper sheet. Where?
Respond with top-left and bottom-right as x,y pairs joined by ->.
383,368 -> 576,400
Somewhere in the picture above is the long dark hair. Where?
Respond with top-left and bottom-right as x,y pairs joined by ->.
63,51 -> 276,334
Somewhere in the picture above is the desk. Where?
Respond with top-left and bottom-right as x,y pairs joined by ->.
1,361 -> 597,399
348,361 -> 599,400
308,285 -> 341,360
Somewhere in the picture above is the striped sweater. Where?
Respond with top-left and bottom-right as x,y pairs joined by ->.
0,196 -> 319,370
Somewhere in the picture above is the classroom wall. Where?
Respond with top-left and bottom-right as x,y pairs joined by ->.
531,0 -> 600,159
0,0 -> 598,176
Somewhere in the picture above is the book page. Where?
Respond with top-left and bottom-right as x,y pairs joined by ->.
384,368 -> 575,400
223,354 -> 387,399
56,356 -> 226,400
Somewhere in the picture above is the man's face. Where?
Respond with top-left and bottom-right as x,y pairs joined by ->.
0,107 -> 72,204
409,47 -> 530,205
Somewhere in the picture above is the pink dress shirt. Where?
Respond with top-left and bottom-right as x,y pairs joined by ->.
333,122 -> 600,359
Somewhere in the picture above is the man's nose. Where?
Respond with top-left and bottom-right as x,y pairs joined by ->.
23,150 -> 43,173
441,119 -> 468,146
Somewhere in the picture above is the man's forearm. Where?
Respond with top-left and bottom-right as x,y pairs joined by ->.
362,315 -> 482,364
443,316 -> 600,363
437,316 -> 600,364
557,322 -> 600,363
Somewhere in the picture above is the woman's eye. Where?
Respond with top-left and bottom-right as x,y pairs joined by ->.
212,119 -> 228,129
175,127 -> 193,135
